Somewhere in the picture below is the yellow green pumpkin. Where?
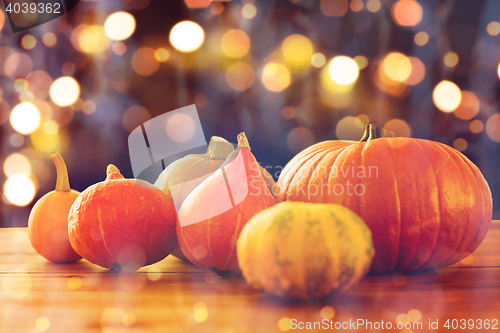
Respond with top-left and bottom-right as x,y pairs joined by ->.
237,201 -> 374,300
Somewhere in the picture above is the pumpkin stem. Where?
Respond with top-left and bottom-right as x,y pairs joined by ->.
237,132 -> 251,150
206,136 -> 234,159
359,124 -> 395,142
51,152 -> 71,192
106,164 -> 121,176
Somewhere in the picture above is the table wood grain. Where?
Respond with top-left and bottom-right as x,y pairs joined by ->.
0,222 -> 499,333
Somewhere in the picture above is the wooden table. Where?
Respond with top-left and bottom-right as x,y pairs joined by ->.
0,222 -> 499,333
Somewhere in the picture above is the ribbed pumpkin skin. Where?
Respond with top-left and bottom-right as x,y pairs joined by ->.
237,202 -> 374,300
177,141 -> 276,273
68,179 -> 178,271
155,137 -> 276,262
275,138 -> 492,273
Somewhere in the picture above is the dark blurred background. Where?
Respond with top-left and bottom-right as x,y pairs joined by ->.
1,0 -> 500,227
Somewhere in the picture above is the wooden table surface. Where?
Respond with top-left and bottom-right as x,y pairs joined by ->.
0,222 -> 499,333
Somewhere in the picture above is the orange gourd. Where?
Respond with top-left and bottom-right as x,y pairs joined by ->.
28,152 -> 81,263
68,165 -> 177,272
275,124 -> 493,273
154,136 -> 276,262
177,132 -> 276,273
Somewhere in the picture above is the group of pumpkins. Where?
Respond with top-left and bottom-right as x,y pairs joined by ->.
27,124 -> 493,300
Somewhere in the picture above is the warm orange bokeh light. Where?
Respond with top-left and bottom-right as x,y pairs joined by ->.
487,21 -> 500,36
486,114 -> 500,142
392,0 -> 423,26
444,51 -> 459,67
131,47 -> 159,76
320,0 -> 348,17
454,91 -> 479,120
405,57 -> 425,85
226,62 -> 255,91
384,119 -> 412,137
414,31 -> 429,46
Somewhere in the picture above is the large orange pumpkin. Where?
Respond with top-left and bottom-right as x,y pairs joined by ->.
177,133 -> 276,273
276,124 -> 492,273
68,165 -> 178,272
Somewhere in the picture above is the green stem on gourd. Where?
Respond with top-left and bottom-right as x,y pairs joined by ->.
205,136 -> 234,159
237,132 -> 251,150
106,164 -> 121,176
51,152 -> 70,192
359,124 -> 396,143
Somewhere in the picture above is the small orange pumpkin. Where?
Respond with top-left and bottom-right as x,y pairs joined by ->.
28,152 -> 81,263
68,165 -> 177,272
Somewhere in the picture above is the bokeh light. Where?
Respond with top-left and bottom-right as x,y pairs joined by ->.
242,4 -> 257,19
278,317 -> 291,331
123,106 -> 151,132
414,31 -> 429,46
311,53 -> 326,68
111,42 -> 127,56
42,32 -> 57,48
433,80 -> 462,113
132,47 -> 160,76
104,12 -> 136,41
382,52 -> 412,82
282,34 -> 314,67
405,57 -> 425,85
470,119 -> 484,133
21,35 -> 36,50
169,21 -> 205,53
221,30 -> 251,58
5,53 -> 33,79
154,48 -> 170,62
82,100 -> 97,115
366,0 -> 381,12
320,306 -> 336,320
486,114 -> 500,142
453,138 -> 467,151
35,317 -> 50,332
226,62 -> 255,91
328,56 -> 359,85
350,0 -> 363,12
167,113 -> 196,142
487,21 -> 500,36
261,62 -> 291,92
43,120 -> 59,135
4,153 -> 31,177
336,116 -> 365,140
281,106 -> 295,120
392,0 -> 423,26
353,55 -> 368,70
30,126 -> 63,152
50,77 -> 80,107
78,25 -> 109,53
193,302 -> 208,323
61,62 -> 76,76
210,2 -> 224,15
444,51 -> 459,67
26,71 -> 53,100
4,175 -> 36,206
384,119 -> 412,137
10,102 -> 41,135
320,0 -> 348,17
454,91 -> 479,120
